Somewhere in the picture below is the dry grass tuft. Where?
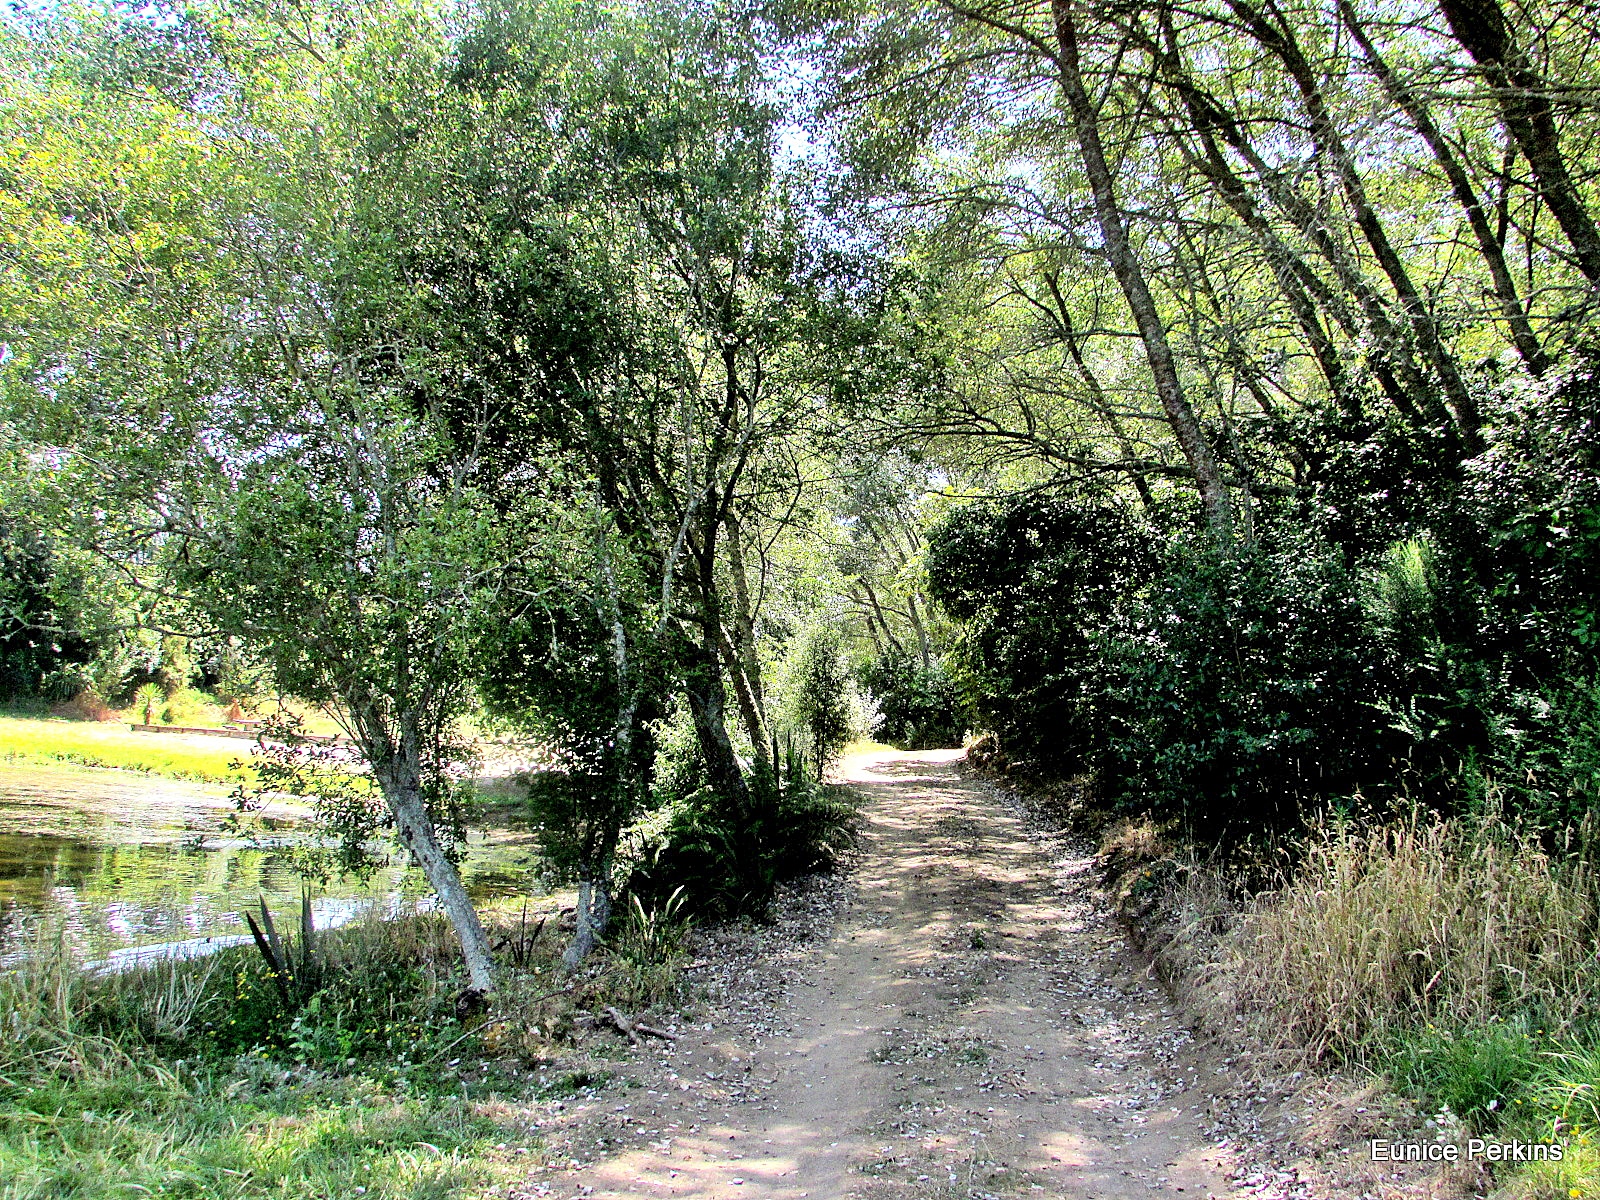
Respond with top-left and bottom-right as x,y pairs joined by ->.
1229,815 -> 1600,1060
0,925 -> 186,1086
1099,816 -> 1172,868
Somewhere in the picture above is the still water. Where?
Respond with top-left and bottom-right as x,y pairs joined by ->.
0,762 -> 545,954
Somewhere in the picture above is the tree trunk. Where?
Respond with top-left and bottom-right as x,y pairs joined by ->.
1227,0 -> 1479,436
906,593 -> 933,672
858,578 -> 906,657
1147,22 -> 1442,425
1051,0 -> 1233,534
555,532 -> 641,968
380,765 -> 495,996
683,633 -> 752,816
1439,0 -> 1600,285
562,876 -> 613,970
717,619 -> 768,760
1171,123 -> 1363,418
1342,1 -> 1547,376
1045,275 -> 1171,505
721,513 -> 769,727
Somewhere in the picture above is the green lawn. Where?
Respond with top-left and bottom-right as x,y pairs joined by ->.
0,715 -> 254,784
0,1073 -> 504,1200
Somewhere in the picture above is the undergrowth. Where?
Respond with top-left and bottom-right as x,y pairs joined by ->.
1107,806 -> 1600,1196
1230,814 -> 1599,1057
628,775 -> 860,918
0,896 -> 696,1200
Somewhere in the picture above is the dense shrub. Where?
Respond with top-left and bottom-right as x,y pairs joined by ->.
927,360 -> 1600,842
925,495 -> 1154,772
0,520 -> 97,700
1101,529 -> 1398,839
858,648 -> 966,749
1487,680 -> 1600,833
1456,347 -> 1600,684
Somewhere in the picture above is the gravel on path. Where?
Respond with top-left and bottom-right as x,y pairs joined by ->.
513,748 -> 1256,1200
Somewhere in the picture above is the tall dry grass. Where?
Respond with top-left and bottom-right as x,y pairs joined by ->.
0,927 -> 191,1086
1230,815 -> 1600,1059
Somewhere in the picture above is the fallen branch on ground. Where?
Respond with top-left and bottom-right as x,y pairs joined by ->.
603,1006 -> 678,1044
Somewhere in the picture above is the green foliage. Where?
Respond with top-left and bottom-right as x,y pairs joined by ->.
778,625 -> 854,770
0,914 -> 519,1200
1542,1042 -> 1600,1138
477,508 -> 664,917
154,635 -> 194,697
610,888 -> 689,970
1103,530 -> 1394,840
1389,1020 -> 1600,1148
926,402 -> 1600,845
158,685 -> 203,725
1458,347 -> 1600,680
0,1076 -> 499,1200
602,888 -> 690,1009
231,714 -> 396,883
858,648 -> 966,749
209,640 -> 268,708
0,520 -> 98,700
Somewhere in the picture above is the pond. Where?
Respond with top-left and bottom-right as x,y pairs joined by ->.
0,762 -> 547,956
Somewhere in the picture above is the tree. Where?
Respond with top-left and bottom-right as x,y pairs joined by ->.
781,624 -> 854,770
3,0 -> 506,997
411,0 -> 831,837
1048,0 -> 1234,533
478,500 -> 667,967
1437,0 -> 1600,286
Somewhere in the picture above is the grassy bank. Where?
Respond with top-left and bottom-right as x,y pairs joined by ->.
1098,809 -> 1600,1198
1238,817 -> 1600,1199
1,1072 -> 498,1200
0,904 -> 689,1200
0,715 -> 255,784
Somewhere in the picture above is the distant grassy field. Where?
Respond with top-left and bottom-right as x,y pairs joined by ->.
0,715 -> 254,784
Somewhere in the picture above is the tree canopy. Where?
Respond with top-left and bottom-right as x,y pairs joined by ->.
4,0 -> 1600,983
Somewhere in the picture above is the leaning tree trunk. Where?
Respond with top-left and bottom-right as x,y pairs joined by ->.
1342,1 -> 1548,377
1227,0 -> 1480,437
560,538 -> 644,969
1147,21 -> 1443,426
376,759 -> 495,997
1051,0 -> 1233,534
1439,0 -> 1600,286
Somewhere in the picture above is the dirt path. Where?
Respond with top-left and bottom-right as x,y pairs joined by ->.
536,749 -> 1242,1200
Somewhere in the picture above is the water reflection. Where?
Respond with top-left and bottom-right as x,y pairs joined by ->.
0,763 -> 546,953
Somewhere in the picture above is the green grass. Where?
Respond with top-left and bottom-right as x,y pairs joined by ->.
1391,1018 -> 1542,1132
0,903 -> 693,1200
0,914 -> 585,1200
1387,1019 -> 1600,1197
0,1073 -> 501,1200
0,715 -> 254,783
